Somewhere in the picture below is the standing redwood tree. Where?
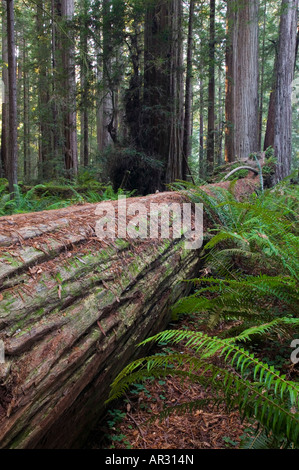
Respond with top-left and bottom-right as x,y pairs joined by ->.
79,0 -> 90,167
101,0 -> 114,150
225,0 -> 259,162
61,0 -> 78,176
22,29 -> 30,181
271,0 -> 298,182
207,0 -> 216,173
6,0 -> 18,193
144,0 -> 184,187
36,0 -> 52,180
182,0 -> 195,181
1,0 -> 9,179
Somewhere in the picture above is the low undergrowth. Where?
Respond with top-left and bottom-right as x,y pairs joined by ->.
0,178 -> 132,216
106,177 -> 299,449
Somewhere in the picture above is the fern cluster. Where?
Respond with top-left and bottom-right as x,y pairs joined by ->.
107,179 -> 299,448
174,179 -> 298,328
0,181 -> 132,216
109,325 -> 299,446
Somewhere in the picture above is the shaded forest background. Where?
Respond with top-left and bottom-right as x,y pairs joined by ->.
0,0 -> 298,198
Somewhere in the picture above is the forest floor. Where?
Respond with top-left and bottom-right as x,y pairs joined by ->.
85,316 -> 247,450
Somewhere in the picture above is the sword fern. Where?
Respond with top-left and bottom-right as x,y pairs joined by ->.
108,181 -> 299,448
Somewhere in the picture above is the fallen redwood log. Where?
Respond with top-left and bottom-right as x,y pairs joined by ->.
0,180 -> 258,449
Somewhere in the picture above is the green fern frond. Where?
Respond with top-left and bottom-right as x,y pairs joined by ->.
108,328 -> 299,444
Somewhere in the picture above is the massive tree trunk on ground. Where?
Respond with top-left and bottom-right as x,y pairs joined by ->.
225,0 -> 259,162
0,180 -> 259,449
0,192 -> 200,449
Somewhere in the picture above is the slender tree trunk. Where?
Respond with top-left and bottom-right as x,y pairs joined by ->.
263,51 -> 277,151
102,0 -> 114,149
23,33 -> 30,182
96,50 -> 104,152
1,1 -> 9,179
51,0 -> 60,174
198,8 -> 205,179
295,28 -> 299,64
216,65 -> 224,165
37,0 -> 52,180
199,74 -> 205,179
273,0 -> 298,182
182,0 -> 195,181
6,0 -> 18,194
225,0 -> 235,162
80,0 -> 89,167
258,0 -> 267,151
61,0 -> 78,176
225,0 -> 259,162
207,0 -> 216,173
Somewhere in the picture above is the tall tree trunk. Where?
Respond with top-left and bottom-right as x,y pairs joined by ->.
216,65 -> 224,165
96,51 -> 104,152
165,0 -> 184,184
225,0 -> 235,162
124,18 -> 142,147
1,1 -> 9,179
263,49 -> 277,152
225,0 -> 259,162
61,0 -> 78,176
51,0 -> 60,174
199,74 -> 205,179
207,0 -> 216,173
198,8 -> 205,179
182,0 -> 195,181
258,0 -> 267,151
102,0 -> 114,149
80,0 -> 89,167
144,0 -> 184,187
36,0 -> 52,180
273,0 -> 298,182
23,32 -> 30,182
6,0 -> 18,194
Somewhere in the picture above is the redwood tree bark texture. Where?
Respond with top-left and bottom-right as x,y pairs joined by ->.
225,0 -> 259,162
144,0 -> 184,187
207,0 -> 216,173
273,0 -> 298,182
182,0 -> 195,181
1,1 -> 9,179
0,192 -> 199,448
6,0 -> 18,193
61,0 -> 78,175
0,180 -> 259,449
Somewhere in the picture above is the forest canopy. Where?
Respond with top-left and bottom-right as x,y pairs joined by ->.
0,0 -> 298,197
